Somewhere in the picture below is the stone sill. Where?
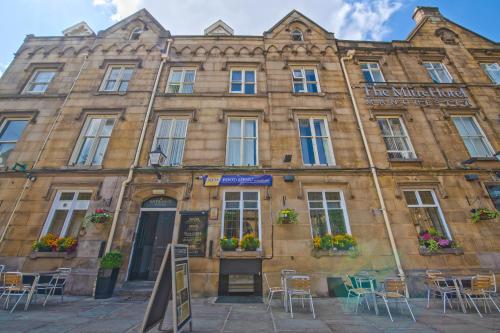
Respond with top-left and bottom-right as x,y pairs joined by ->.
419,247 -> 464,256
312,248 -> 358,258
29,251 -> 76,259
388,158 -> 423,166
219,250 -> 262,258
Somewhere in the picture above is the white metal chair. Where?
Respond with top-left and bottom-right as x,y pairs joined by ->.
345,275 -> 375,313
462,275 -> 500,318
427,275 -> 458,313
263,273 -> 284,311
287,275 -> 315,319
38,267 -> 71,306
375,278 -> 416,322
281,269 -> 296,312
0,272 -> 35,313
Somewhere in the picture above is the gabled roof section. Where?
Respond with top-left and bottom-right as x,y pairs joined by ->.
204,20 -> 234,36
98,8 -> 170,38
63,21 -> 95,37
265,9 -> 333,38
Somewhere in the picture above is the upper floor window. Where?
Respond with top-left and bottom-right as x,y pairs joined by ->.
377,117 -> 416,160
167,68 -> 196,94
226,118 -> 257,166
221,191 -> 260,243
307,191 -> 351,237
0,119 -> 28,166
480,63 -> 500,85
486,185 -> 500,210
230,69 -> 256,94
360,62 -> 385,83
292,68 -> 320,93
100,65 -> 134,92
152,118 -> 188,166
72,117 -> 115,166
291,29 -> 304,41
423,62 -> 453,84
23,69 -> 55,94
41,191 -> 91,238
298,118 -> 334,166
452,116 -> 495,158
130,27 -> 143,40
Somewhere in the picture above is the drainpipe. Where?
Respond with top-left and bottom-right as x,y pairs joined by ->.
104,39 -> 172,253
339,50 -> 405,280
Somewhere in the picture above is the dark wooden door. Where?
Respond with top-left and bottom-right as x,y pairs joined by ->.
149,211 -> 176,280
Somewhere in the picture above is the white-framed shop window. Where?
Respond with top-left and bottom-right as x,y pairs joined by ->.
360,62 -> 385,83
226,118 -> 258,166
221,191 -> 261,243
298,117 -> 335,166
480,63 -> 500,85
403,189 -> 451,239
41,190 -> 92,238
23,69 -> 56,94
423,62 -> 453,84
307,191 -> 351,238
229,69 -> 256,94
451,116 -> 495,158
151,118 -> 188,166
99,65 -> 134,92
71,117 -> 115,166
377,117 -> 417,160
0,118 -> 29,166
292,68 -> 320,93
166,68 -> 196,93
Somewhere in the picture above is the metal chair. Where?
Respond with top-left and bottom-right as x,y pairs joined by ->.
462,275 -> 500,318
287,275 -> 315,319
345,275 -> 374,313
263,273 -> 284,311
0,272 -> 33,313
281,269 -> 296,311
427,275 -> 458,313
38,267 -> 71,306
375,278 -> 416,322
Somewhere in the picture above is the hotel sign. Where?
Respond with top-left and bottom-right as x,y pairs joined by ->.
364,84 -> 472,107
203,174 -> 273,187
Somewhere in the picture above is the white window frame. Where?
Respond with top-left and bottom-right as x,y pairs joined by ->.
70,116 -> 116,166
151,117 -> 189,166
377,116 -> 417,160
480,63 -> 500,85
225,117 -> 259,166
22,69 -> 56,94
360,62 -> 385,83
129,27 -> 143,40
99,65 -> 134,92
229,68 -> 256,94
306,190 -> 352,238
220,190 -> 262,245
0,118 -> 29,167
403,189 -> 452,239
423,62 -> 453,84
451,116 -> 495,158
166,68 -> 196,94
298,117 -> 335,166
291,29 -> 304,41
292,67 -> 321,93
40,190 -> 91,238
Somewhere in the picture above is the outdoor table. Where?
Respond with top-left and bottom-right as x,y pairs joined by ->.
21,271 -> 57,310
282,273 -> 310,313
281,270 -> 296,312
446,275 -> 474,314
354,275 -> 379,315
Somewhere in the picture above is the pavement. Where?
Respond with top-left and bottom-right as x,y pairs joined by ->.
0,295 -> 499,333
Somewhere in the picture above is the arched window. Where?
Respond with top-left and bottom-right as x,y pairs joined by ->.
130,27 -> 143,40
291,29 -> 304,41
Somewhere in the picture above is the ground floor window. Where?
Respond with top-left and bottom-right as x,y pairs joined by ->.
307,191 -> 351,237
486,185 -> 500,210
221,191 -> 260,241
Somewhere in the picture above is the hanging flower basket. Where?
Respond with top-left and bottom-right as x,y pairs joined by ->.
277,208 -> 299,224
470,208 -> 499,223
86,209 -> 112,225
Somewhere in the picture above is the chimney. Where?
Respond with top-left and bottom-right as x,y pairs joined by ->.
412,6 -> 442,24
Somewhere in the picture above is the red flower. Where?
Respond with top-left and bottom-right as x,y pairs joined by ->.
421,233 -> 431,241
95,209 -> 105,214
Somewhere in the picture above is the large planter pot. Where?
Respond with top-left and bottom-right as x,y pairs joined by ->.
418,247 -> 464,256
312,248 -> 358,258
94,268 -> 119,299
29,251 -> 76,259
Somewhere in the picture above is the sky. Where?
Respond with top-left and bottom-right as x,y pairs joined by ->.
0,0 -> 499,77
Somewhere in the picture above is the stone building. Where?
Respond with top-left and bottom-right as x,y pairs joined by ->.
0,7 -> 498,297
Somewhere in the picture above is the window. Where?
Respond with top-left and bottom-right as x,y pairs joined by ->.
0,119 -> 29,166
100,65 -> 134,92
360,62 -> 385,83
152,118 -> 188,166
226,118 -> 257,166
452,116 -> 495,157
403,190 -> 451,239
23,69 -> 55,94
41,191 -> 91,238
423,62 -> 453,83
230,69 -> 256,94
130,27 -> 143,40
221,191 -> 260,242
291,29 -> 303,41
377,117 -> 416,160
486,185 -> 500,210
72,117 -> 115,166
298,118 -> 334,166
480,63 -> 500,85
292,68 -> 320,93
307,191 -> 351,237
167,68 -> 196,94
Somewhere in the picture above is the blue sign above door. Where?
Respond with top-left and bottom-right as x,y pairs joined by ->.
203,175 -> 272,187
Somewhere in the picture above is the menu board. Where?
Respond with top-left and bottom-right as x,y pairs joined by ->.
173,245 -> 192,332
178,211 -> 208,257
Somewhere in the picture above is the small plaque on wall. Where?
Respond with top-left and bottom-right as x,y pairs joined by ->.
209,207 -> 218,220
178,211 -> 208,257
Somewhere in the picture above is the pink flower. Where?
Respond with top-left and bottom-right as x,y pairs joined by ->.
95,209 -> 104,214
421,233 -> 431,241
438,239 -> 450,247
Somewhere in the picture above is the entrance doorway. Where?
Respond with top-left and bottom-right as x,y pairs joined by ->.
128,196 -> 177,281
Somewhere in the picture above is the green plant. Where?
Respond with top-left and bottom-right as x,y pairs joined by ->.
240,233 -> 260,251
277,208 -> 299,224
219,237 -> 238,251
86,209 -> 112,225
312,233 -> 357,251
471,208 -> 499,223
427,239 -> 439,253
32,234 -> 78,253
100,250 -> 123,269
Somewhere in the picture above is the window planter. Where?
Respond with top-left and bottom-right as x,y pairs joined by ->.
418,247 -> 464,256
311,248 -> 358,258
29,251 -> 76,259
220,249 -> 262,258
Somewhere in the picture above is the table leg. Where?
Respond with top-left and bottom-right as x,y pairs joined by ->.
372,293 -> 379,315
453,279 -> 466,314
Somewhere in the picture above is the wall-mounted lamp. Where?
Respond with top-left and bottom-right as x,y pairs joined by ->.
149,145 -> 166,179
12,162 -> 36,181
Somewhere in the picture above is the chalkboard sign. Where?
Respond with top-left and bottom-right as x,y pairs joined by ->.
173,245 -> 192,332
178,211 -> 208,257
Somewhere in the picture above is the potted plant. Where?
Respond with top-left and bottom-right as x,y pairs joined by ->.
277,208 -> 299,224
312,233 -> 357,257
470,208 -> 499,223
418,228 -> 462,255
240,233 -> 260,251
32,234 -> 78,253
219,237 -> 239,251
95,250 -> 123,299
86,209 -> 112,225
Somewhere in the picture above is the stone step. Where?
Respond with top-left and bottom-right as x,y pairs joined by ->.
116,281 -> 154,300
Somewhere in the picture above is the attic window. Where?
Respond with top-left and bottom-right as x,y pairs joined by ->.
130,27 -> 143,40
291,30 -> 304,41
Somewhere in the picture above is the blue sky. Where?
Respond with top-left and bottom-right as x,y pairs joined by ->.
0,0 -> 498,76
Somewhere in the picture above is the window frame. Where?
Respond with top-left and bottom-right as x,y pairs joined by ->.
151,117 -> 189,166
220,190 -> 262,244
291,29 -> 304,41
480,63 -> 500,85
291,67 -> 321,93
225,117 -> 259,166
0,118 -> 29,167
306,190 -> 352,238
129,27 -> 143,40
166,67 -> 197,94
297,117 -> 335,166
22,69 -> 56,94
423,62 -> 453,84
377,116 -> 417,160
360,62 -> 385,83
451,116 -> 495,158
99,65 -> 135,92
229,68 -> 257,94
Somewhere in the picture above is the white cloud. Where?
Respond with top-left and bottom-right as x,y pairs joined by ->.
92,0 -> 402,41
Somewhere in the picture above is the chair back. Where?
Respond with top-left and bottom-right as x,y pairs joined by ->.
4,272 -> 23,290
288,276 -> 311,293
348,275 -> 359,288
472,275 -> 492,292
384,278 -> 406,295
263,273 -> 271,290
356,276 -> 376,290
55,267 -> 71,286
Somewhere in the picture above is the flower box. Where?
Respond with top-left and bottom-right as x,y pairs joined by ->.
419,247 -> 464,256
220,249 -> 262,258
312,248 -> 358,258
29,251 -> 76,259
